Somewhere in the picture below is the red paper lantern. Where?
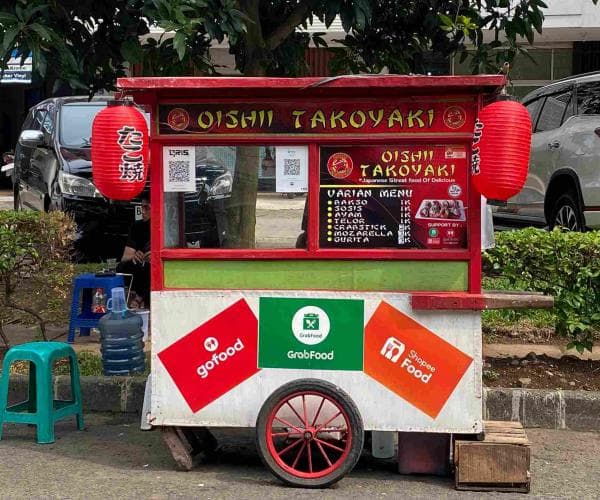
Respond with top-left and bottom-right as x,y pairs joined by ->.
471,100 -> 532,201
92,104 -> 148,200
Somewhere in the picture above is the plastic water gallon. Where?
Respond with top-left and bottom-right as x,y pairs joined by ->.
98,287 -> 145,376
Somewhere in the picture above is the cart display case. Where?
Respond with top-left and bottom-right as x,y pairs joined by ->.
116,74 -> 508,487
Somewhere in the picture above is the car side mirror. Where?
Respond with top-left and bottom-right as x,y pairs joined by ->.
18,130 -> 45,148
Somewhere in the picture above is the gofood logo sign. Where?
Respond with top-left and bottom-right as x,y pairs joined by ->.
258,297 -> 364,370
158,299 -> 259,413
197,336 -> 246,379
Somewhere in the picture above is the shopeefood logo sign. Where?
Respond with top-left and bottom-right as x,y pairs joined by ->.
158,299 -> 259,413
259,297 -> 364,370
364,301 -> 473,419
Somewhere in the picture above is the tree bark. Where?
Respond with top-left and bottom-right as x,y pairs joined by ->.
226,0 -> 313,247
239,0 -> 269,76
224,1 -> 265,247
0,321 -> 9,348
226,146 -> 260,247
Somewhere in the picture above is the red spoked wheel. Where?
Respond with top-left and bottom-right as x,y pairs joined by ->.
256,379 -> 364,488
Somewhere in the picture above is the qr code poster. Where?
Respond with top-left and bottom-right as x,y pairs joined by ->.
163,146 -> 196,192
275,146 -> 308,193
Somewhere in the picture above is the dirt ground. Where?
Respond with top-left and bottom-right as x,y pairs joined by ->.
484,354 -> 600,391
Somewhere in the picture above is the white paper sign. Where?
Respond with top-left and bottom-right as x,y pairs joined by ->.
275,146 -> 308,193
163,146 -> 196,192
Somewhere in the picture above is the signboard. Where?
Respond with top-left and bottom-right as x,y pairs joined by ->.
159,100 -> 475,135
1,51 -> 32,84
157,299 -> 260,412
364,301 -> 473,418
319,145 -> 468,249
163,146 -> 196,192
275,146 -> 308,193
258,297 -> 364,370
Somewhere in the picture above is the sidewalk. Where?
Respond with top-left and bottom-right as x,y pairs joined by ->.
0,413 -> 598,499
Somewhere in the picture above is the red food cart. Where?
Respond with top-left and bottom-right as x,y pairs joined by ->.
112,74 -> 515,487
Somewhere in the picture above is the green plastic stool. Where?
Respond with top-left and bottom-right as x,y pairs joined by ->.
0,342 -> 84,444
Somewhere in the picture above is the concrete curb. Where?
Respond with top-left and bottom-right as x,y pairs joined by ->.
483,387 -> 600,431
7,374 -> 146,414
6,375 -> 600,431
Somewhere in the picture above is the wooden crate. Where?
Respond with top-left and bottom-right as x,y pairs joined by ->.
454,421 -> 531,493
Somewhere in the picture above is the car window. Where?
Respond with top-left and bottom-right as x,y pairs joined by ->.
42,111 -> 54,135
31,110 -> 47,132
21,110 -> 34,130
576,82 -> 600,114
535,91 -> 572,132
524,99 -> 543,131
561,92 -> 576,124
59,103 -> 107,147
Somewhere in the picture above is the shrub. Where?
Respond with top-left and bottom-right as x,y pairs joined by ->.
0,210 -> 76,343
483,228 -> 600,352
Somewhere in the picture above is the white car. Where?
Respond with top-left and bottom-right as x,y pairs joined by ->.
494,72 -> 600,231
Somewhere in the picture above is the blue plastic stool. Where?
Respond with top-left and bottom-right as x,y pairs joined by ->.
0,342 -> 84,444
68,273 -> 124,343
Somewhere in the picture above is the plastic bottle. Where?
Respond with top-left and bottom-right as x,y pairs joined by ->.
92,288 -> 106,313
98,287 -> 145,376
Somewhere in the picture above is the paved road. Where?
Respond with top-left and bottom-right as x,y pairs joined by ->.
0,413 -> 598,499
0,189 -> 12,210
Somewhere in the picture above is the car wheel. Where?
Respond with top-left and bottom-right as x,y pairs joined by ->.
550,193 -> 584,231
256,379 -> 364,488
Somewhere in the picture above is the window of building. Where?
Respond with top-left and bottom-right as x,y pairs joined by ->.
452,46 -> 574,99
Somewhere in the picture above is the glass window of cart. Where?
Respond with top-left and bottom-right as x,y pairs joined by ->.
163,145 -> 309,249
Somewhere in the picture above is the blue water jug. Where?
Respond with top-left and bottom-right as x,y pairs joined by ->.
98,287 -> 145,376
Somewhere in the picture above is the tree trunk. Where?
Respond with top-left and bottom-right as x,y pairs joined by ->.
0,321 -> 9,348
224,0 -> 269,247
226,146 -> 260,247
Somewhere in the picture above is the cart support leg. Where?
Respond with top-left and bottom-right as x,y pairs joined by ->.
162,426 -> 217,471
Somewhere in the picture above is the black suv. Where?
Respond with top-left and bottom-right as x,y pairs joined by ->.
14,97 -> 231,260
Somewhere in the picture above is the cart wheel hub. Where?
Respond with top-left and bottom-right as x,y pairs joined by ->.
303,430 -> 314,440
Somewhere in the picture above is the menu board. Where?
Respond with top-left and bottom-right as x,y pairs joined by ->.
319,145 -> 469,249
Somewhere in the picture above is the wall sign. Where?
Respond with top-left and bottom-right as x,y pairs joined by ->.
319,145 -> 468,249
158,100 -> 475,135
258,297 -> 364,370
1,51 -> 32,84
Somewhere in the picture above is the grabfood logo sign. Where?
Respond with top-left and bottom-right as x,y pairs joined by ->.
287,306 -> 334,361
259,297 -> 364,370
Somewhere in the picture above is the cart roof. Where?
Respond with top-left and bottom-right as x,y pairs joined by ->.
117,75 -> 506,99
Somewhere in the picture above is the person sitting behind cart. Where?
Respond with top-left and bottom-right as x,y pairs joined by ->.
117,194 -> 151,308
